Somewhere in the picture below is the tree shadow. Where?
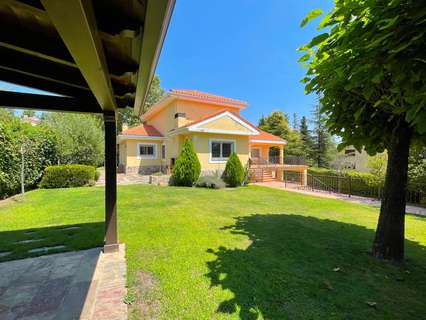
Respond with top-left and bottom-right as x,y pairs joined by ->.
206,214 -> 426,319
0,222 -> 104,262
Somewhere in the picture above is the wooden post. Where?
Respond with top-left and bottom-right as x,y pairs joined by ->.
104,111 -> 119,253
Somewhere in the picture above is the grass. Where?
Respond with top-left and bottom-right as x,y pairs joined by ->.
0,185 -> 425,319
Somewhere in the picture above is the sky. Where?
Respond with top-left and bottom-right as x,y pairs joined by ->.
1,0 -> 334,124
156,0 -> 334,124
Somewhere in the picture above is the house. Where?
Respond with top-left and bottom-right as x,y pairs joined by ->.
337,146 -> 370,172
118,89 -> 307,183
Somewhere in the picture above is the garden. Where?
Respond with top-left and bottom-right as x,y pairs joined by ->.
0,184 -> 425,319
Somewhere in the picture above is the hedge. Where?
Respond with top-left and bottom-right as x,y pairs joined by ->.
40,164 -> 96,189
307,167 -> 382,197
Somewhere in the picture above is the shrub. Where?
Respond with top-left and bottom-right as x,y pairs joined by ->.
40,164 -> 96,188
172,139 -> 201,186
0,114 -> 58,199
95,169 -> 101,181
222,153 -> 244,187
195,176 -> 226,189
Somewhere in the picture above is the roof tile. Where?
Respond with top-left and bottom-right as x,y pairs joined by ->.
170,89 -> 247,107
122,124 -> 163,137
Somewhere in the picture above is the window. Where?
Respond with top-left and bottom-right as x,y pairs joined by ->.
345,149 -> 356,156
161,144 -> 166,160
210,139 -> 235,162
251,148 -> 260,158
137,143 -> 157,159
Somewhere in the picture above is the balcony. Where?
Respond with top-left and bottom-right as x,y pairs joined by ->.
249,155 -> 306,167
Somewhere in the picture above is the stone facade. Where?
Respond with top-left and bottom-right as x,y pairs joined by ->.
125,165 -> 168,175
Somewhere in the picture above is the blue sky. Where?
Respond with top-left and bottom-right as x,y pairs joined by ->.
1,1 -> 334,124
157,0 -> 334,124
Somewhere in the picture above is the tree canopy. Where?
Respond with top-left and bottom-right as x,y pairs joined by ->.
299,0 -> 426,154
118,75 -> 164,131
299,0 -> 426,261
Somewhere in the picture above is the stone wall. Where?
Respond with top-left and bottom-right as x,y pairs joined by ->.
125,165 -> 168,175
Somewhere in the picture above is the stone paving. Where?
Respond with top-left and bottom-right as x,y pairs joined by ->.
0,245 -> 127,320
256,181 -> 426,217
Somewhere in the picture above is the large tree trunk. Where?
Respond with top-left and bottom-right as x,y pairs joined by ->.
372,118 -> 411,261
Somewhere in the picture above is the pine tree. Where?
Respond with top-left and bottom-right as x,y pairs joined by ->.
299,116 -> 314,165
293,113 -> 299,131
311,104 -> 335,167
172,139 -> 201,186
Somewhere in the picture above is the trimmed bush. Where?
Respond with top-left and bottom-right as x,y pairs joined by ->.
195,176 -> 226,189
40,164 -> 96,189
222,153 -> 244,187
172,139 -> 201,186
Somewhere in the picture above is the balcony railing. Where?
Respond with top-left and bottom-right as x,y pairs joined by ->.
249,155 -> 307,166
284,155 -> 306,165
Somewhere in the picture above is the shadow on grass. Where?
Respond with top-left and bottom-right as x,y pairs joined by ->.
206,214 -> 426,320
0,222 -> 104,262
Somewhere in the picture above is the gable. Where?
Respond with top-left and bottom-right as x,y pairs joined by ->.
188,111 -> 259,136
200,115 -> 253,133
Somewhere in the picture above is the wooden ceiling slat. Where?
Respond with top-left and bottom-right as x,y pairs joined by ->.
0,90 -> 102,113
42,0 -> 117,111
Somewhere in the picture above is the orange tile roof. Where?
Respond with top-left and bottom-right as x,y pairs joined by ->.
122,124 -> 163,137
170,89 -> 247,108
250,129 -> 287,143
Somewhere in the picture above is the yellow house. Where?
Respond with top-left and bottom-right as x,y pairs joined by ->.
118,89 -> 307,182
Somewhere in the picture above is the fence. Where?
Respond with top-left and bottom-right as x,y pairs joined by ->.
298,173 -> 425,206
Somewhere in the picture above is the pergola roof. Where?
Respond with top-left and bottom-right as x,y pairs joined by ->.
0,0 -> 175,114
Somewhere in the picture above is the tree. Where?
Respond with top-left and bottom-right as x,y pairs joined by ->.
311,103 -> 336,167
300,1 -> 426,260
292,112 -> 299,131
172,139 -> 201,186
117,75 -> 165,131
43,113 -> 104,166
0,115 -> 58,198
258,111 -> 305,157
22,110 -> 36,118
222,152 -> 244,187
299,116 -> 314,165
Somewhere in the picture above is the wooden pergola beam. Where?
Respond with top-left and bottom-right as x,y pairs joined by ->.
42,0 -> 117,111
133,0 -> 175,115
0,90 -> 102,113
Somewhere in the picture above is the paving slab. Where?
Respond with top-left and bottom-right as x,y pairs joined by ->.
0,246 -> 128,320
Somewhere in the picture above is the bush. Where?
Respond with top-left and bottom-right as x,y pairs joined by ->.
172,139 -> 201,186
222,153 -> 244,187
95,169 -> 101,181
40,164 -> 96,189
0,113 -> 58,199
195,176 -> 226,189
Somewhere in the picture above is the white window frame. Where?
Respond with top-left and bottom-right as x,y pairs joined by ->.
161,143 -> 166,160
209,139 -> 236,163
137,143 -> 157,160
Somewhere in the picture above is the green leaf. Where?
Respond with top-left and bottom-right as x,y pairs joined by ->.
298,54 -> 311,62
306,33 -> 329,49
378,16 -> 399,30
300,9 -> 323,27
317,13 -> 333,29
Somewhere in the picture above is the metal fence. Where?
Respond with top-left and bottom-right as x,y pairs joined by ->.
291,173 -> 425,206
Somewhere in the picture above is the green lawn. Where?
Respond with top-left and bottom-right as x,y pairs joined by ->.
1,185 -> 425,319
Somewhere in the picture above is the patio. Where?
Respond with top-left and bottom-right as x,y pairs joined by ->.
0,245 -> 127,320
